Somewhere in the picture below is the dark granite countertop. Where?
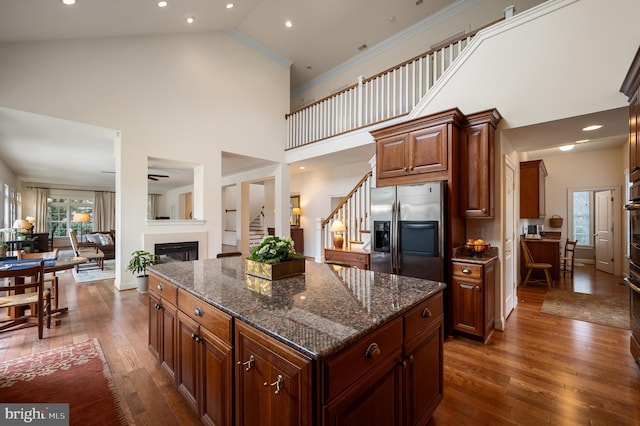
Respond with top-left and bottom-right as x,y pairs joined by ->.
452,246 -> 498,264
148,258 -> 445,360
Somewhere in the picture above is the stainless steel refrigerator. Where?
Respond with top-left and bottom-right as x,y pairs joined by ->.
370,181 -> 445,282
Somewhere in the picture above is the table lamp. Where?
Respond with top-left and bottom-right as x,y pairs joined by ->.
292,207 -> 301,227
26,216 -> 36,236
329,219 -> 346,249
13,219 -> 32,240
72,212 -> 91,242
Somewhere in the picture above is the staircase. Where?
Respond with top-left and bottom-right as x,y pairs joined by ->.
249,210 -> 265,248
320,171 -> 373,254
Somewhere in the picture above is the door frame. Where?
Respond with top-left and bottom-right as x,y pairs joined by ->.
503,156 -> 517,322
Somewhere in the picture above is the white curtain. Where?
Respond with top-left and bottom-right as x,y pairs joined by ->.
94,191 -> 115,231
148,194 -> 159,220
34,188 -> 48,233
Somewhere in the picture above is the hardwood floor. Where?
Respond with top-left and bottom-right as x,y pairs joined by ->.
0,262 -> 638,425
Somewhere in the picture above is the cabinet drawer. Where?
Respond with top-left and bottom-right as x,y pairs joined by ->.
452,263 -> 482,279
404,292 -> 443,343
149,273 -> 178,306
323,318 -> 402,402
178,289 -> 232,345
325,250 -> 369,268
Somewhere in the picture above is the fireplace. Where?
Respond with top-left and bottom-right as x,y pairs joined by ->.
155,241 -> 199,263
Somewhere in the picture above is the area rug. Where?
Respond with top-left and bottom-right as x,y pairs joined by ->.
540,288 -> 630,329
73,259 -> 115,283
0,338 -> 130,425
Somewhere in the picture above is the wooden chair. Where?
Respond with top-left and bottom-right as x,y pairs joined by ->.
0,261 -> 51,338
521,239 -> 553,287
69,229 -> 104,272
560,239 -> 578,278
18,248 -> 60,309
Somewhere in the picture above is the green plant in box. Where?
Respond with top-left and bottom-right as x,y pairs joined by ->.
126,250 -> 158,277
247,236 -> 304,264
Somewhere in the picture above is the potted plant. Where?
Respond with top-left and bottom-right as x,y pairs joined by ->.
246,236 -> 305,280
126,250 -> 158,292
0,241 -> 8,256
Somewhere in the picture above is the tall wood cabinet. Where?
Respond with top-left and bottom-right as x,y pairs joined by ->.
622,47 -> 640,183
520,160 -> 547,219
459,109 -> 502,218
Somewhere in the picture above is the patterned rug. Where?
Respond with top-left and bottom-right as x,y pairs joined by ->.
72,259 -> 115,283
540,288 -> 630,329
0,338 -> 130,425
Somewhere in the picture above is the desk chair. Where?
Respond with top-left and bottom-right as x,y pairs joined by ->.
0,261 -> 51,338
560,239 -> 578,278
18,249 -> 60,309
521,239 -> 553,287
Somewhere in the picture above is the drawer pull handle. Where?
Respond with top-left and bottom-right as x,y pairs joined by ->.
264,375 -> 283,395
191,333 -> 202,343
421,308 -> 432,318
194,307 -> 203,317
154,303 -> 161,310
237,355 -> 255,371
157,284 -> 163,290
364,343 -> 380,359
462,268 -> 472,275
475,285 -> 481,292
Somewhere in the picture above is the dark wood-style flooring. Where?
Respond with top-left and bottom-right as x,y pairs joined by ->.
0,262 -> 639,425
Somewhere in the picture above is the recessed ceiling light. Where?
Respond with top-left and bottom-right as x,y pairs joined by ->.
388,16 -> 396,22
61,0 -> 76,5
299,166 -> 306,170
358,44 -> 368,51
582,124 -> 602,131
285,20 -> 293,28
226,3 -> 234,9
306,66 -> 312,70
575,139 -> 590,144
559,144 -> 575,151
158,1 -> 168,7
186,17 -> 195,24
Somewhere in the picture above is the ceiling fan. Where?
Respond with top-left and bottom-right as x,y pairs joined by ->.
100,171 -> 169,181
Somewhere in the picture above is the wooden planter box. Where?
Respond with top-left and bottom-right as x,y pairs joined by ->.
245,258 -> 305,280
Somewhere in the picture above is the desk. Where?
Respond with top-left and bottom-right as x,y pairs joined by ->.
520,238 -> 561,282
0,257 -> 87,316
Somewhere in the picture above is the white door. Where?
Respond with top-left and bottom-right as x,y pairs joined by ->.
595,189 -> 614,274
504,160 -> 516,317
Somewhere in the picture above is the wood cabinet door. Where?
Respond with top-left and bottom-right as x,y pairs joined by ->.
377,134 -> 410,180
630,91 -> 640,182
161,301 -> 177,382
235,321 -> 312,426
451,275 -> 482,336
323,356 -> 402,426
408,124 -> 448,175
200,327 -> 233,426
177,311 -> 200,413
403,317 -> 443,426
148,292 -> 162,360
460,123 -> 493,218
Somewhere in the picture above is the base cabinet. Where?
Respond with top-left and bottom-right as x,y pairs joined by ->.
451,259 -> 495,343
235,320 -> 312,426
148,275 -> 178,382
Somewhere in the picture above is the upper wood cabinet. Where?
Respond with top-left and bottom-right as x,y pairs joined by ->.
520,159 -> 548,219
372,108 -> 464,186
621,46 -> 640,182
459,109 -> 501,218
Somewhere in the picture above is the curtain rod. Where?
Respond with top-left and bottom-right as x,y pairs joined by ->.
26,186 -> 115,193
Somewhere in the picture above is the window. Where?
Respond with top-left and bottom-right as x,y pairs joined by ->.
47,196 -> 93,239
569,189 -> 594,246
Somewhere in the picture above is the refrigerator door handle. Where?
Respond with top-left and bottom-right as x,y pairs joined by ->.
392,200 -> 398,274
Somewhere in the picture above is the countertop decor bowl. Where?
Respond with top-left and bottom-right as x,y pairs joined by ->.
464,242 -> 491,256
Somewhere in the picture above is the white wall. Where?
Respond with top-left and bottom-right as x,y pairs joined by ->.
0,32 -> 290,290
291,0 -> 545,108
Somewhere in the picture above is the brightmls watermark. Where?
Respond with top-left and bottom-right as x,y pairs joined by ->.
1,404 -> 69,425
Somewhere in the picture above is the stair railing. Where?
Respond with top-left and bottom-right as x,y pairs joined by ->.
319,171 -> 373,254
286,19 -> 503,150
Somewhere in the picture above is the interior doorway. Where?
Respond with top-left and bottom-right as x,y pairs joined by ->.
504,157 -> 517,319
595,189 -> 614,274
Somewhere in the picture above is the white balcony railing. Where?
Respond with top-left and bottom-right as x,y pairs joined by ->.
285,20 -> 501,150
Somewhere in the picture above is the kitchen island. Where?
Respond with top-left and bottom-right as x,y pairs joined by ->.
147,257 -> 446,426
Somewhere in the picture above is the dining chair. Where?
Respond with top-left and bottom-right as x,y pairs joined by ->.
560,239 -> 578,278
18,248 -> 60,309
521,239 -> 553,287
48,224 -> 58,251
69,229 -> 104,272
0,261 -> 51,338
